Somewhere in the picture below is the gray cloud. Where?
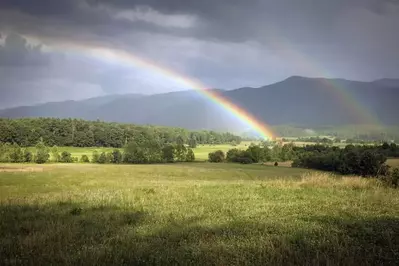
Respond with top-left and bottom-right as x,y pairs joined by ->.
0,0 -> 398,108
0,33 -> 49,66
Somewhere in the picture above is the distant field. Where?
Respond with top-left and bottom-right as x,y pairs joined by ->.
388,158 -> 399,168
27,142 -> 256,161
25,141 -> 381,162
0,163 -> 398,265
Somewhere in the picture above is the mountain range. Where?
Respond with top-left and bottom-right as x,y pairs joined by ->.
1,76 -> 398,131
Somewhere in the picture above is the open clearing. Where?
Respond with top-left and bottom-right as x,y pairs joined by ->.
1,163 -> 398,265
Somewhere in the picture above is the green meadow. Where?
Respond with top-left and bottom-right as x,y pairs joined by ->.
1,163 -> 398,265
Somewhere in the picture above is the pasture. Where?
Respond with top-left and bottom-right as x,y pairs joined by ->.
1,163 -> 398,265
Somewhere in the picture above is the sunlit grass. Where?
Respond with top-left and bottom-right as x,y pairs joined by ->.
1,163 -> 398,265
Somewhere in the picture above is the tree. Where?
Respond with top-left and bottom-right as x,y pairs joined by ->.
359,151 -> 386,177
208,150 -> 225,163
162,144 -> 175,163
186,148 -> 195,162
188,137 -> 197,148
175,135 -> 184,146
60,151 -> 73,163
226,148 -> 241,162
35,139 -> 49,164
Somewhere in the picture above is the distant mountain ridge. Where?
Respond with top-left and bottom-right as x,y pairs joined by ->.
0,76 -> 398,131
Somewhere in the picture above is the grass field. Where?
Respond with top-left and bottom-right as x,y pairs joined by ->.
1,163 -> 398,265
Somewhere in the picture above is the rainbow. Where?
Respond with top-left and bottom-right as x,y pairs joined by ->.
263,27 -> 381,126
29,36 -> 275,139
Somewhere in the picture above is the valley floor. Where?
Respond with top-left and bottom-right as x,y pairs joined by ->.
1,163 -> 398,265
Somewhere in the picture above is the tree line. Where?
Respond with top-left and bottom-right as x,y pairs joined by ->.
208,142 -> 399,186
0,118 -> 241,147
0,138 -> 195,164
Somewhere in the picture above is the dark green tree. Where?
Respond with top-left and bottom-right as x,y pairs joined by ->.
188,137 -> 197,148
162,144 -> 175,163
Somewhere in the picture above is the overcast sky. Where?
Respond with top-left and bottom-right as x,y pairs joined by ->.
0,0 -> 398,108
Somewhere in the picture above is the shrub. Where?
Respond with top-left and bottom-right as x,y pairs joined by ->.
92,151 -> 100,163
35,139 -> 49,164
208,150 -> 225,163
80,155 -> 90,163
0,142 -> 10,162
186,148 -> 195,162
23,150 -> 33,163
162,145 -> 175,163
111,149 -> 123,164
51,146 -> 60,162
60,151 -> 73,163
97,152 -> 108,164
9,143 -> 23,163
106,152 -> 113,163
226,148 -> 241,162
175,144 -> 187,162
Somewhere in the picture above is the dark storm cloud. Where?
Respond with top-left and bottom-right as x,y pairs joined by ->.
0,33 -> 49,66
0,0 -> 398,108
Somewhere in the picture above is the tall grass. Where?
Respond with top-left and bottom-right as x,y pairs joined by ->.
1,163 -> 398,265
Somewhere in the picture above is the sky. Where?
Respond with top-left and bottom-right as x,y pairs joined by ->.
0,0 -> 398,108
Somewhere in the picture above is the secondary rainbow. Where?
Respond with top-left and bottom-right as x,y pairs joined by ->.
263,26 -> 381,126
32,36 -> 275,139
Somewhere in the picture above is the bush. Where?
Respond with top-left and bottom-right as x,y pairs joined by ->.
111,149 -> 123,164
51,146 -> 60,162
0,142 -> 11,162
162,145 -> 175,163
80,155 -> 90,163
35,139 -> 49,164
9,144 -> 23,163
208,150 -> 225,163
23,150 -> 33,163
92,151 -> 100,163
383,168 -> 399,188
97,152 -> 108,164
106,152 -> 113,163
60,151 -> 73,163
186,148 -> 195,162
